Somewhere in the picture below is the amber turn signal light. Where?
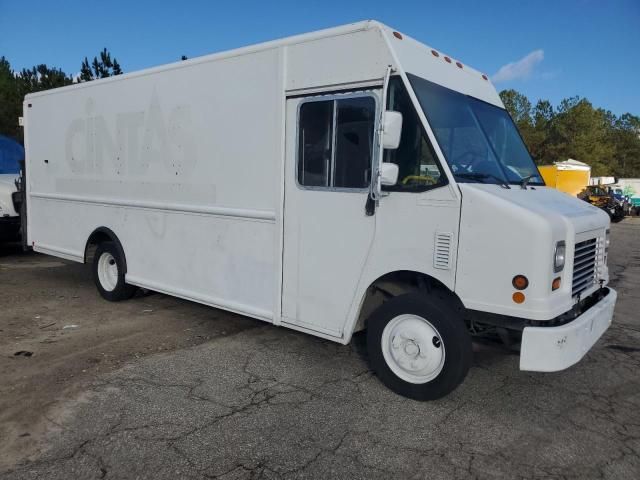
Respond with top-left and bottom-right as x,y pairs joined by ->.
512,275 -> 529,290
512,292 -> 525,304
552,277 -> 561,291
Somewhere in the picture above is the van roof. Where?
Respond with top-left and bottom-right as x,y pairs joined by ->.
25,20 -> 502,107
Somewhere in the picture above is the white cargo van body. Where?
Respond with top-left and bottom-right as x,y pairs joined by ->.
25,21 -> 616,399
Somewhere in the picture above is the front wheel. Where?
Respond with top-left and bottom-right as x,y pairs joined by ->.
367,293 -> 472,400
93,242 -> 137,301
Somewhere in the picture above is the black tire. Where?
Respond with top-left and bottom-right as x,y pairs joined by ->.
93,242 -> 137,301
366,292 -> 472,401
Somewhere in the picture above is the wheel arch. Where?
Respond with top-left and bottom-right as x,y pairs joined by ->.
347,269 -> 465,342
84,227 -> 128,273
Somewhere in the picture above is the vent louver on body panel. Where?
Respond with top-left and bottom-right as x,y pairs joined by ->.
434,232 -> 453,270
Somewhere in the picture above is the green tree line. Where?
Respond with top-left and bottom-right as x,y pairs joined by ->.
500,90 -> 640,177
0,49 -> 121,143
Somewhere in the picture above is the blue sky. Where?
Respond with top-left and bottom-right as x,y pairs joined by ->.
1,0 -> 638,115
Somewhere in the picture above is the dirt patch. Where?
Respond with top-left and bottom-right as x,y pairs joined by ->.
0,243 -> 260,469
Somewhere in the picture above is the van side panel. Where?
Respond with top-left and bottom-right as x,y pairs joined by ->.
25,24 -> 396,328
26,49 -> 282,319
285,28 -> 390,92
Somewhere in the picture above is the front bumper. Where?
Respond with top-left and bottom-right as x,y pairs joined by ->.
519,288 -> 616,372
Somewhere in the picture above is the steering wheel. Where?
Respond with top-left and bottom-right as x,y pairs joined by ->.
451,151 -> 484,173
402,175 -> 436,186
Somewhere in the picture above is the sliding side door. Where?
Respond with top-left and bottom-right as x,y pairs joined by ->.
281,91 -> 381,338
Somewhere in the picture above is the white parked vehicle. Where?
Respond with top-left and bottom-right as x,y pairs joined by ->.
0,175 -> 20,240
0,135 -> 23,241
23,21 -> 616,399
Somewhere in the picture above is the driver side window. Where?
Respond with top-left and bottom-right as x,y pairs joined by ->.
297,95 -> 376,190
383,77 -> 447,192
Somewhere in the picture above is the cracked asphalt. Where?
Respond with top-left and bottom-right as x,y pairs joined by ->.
2,219 -> 640,479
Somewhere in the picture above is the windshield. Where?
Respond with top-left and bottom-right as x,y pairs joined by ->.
0,135 -> 23,175
407,74 -> 543,186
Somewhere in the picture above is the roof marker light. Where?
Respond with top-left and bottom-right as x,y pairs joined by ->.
482,74 -> 488,81
456,61 -> 463,69
431,50 -> 439,57
393,31 -> 403,40
444,56 -> 452,63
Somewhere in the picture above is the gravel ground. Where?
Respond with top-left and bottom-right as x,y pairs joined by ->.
1,219 -> 639,479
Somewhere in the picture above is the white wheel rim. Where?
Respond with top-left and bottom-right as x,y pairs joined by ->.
97,252 -> 119,292
381,314 -> 446,384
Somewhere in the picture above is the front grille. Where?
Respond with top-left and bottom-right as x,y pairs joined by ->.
572,238 -> 597,297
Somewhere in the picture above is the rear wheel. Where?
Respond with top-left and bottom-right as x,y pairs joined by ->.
93,242 -> 137,301
367,293 -> 472,400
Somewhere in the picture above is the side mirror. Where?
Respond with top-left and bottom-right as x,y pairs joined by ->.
380,163 -> 399,186
382,111 -> 403,150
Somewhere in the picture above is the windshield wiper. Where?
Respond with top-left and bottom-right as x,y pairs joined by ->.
455,173 -> 511,189
519,174 -> 536,189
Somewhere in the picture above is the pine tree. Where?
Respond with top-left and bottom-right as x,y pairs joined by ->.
80,57 -> 93,82
78,48 -> 123,82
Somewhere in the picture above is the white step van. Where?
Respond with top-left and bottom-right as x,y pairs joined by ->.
23,21 -> 616,399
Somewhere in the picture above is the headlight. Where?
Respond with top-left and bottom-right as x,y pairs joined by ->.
554,241 -> 566,273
